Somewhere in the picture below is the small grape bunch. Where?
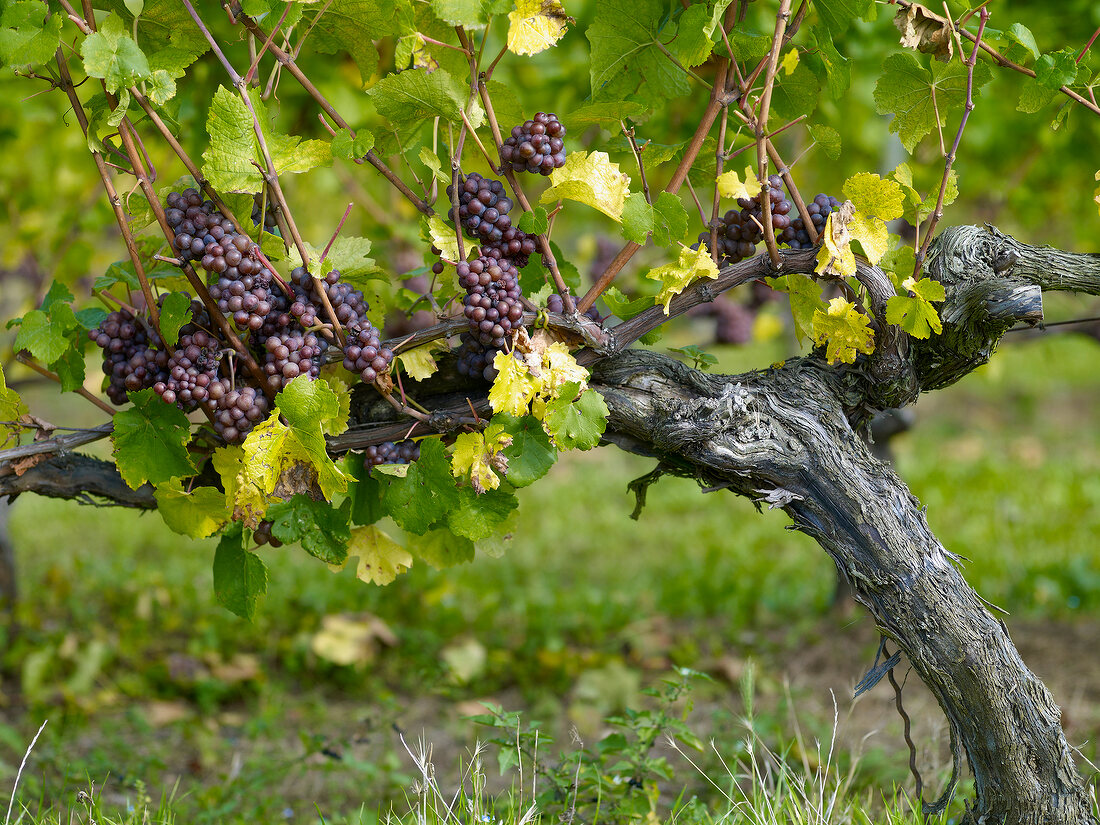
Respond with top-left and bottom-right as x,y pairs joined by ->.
364,439 -> 420,470
501,113 -> 567,175
780,193 -> 842,250
342,326 -> 394,384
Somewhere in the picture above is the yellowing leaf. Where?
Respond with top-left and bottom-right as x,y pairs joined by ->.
1095,171 -> 1100,217
842,172 -> 905,221
812,297 -> 875,364
488,351 -> 542,416
212,444 -> 270,527
507,0 -> 570,56
347,525 -> 413,585
425,213 -> 460,261
0,363 -> 27,448
540,151 -> 630,221
716,166 -> 762,201
781,48 -> 799,75
814,209 -> 857,279
396,341 -> 443,381
847,211 -> 890,266
451,430 -> 511,493
320,374 -> 351,437
647,244 -> 720,314
541,342 -> 589,398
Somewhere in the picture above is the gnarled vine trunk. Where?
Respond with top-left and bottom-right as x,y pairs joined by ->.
3,225 -> 1098,822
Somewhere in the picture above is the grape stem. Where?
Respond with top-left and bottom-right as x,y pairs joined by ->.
621,122 -> 652,205
16,354 -> 116,417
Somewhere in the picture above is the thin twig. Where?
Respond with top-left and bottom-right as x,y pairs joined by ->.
914,7 -> 989,277
622,122 -> 652,205
16,354 -> 116,416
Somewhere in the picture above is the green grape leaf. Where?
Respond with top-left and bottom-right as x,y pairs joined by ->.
14,305 -> 78,367
158,291 -> 193,348
811,297 -> 875,364
668,4 -> 715,69
114,0 -> 210,78
368,67 -> 483,129
873,53 -> 992,152
588,0 -> 689,106
517,207 -> 549,235
203,87 -> 332,193
814,0 -> 871,37
620,192 -> 688,248
0,1 -> 64,68
769,60 -> 821,123
0,364 -> 29,449
646,243 -> 720,313
408,526 -> 475,570
213,525 -> 267,621
886,276 -> 945,338
540,151 -> 630,221
51,345 -> 86,394
76,308 -> 108,331
112,389 -> 196,489
308,236 -> 381,283
810,24 -> 851,99
447,485 -> 518,540
267,495 -> 352,565
349,455 -> 386,526
601,286 -> 653,321
332,129 -> 376,161
567,101 -> 650,128
381,438 -> 460,533
766,272 -> 825,342
1018,80 -> 1058,113
346,525 -> 412,585
418,146 -> 451,185
1004,23 -> 1040,62
310,0 -> 402,84
808,123 -> 841,159
154,479 -> 230,539
1035,49 -> 1078,90
492,413 -> 557,487
81,13 -> 151,94
432,0 -> 490,28
542,384 -> 608,450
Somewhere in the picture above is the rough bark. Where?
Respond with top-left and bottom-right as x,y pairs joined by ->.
1,225 -> 1098,821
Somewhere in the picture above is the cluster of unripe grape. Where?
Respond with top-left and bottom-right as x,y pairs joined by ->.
87,188 -> 393,444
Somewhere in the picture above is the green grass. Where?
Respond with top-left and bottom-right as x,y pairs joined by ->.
2,331 -> 1100,822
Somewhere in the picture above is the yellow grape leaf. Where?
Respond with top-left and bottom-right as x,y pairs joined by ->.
241,414 -> 348,504
541,341 -> 589,398
540,151 -> 630,221
309,614 -> 397,665
716,166 -> 762,201
451,430 -> 511,493
347,525 -> 413,585
488,351 -> 543,416
814,208 -> 857,279
647,243 -> 721,314
781,48 -> 799,75
395,341 -> 443,381
812,297 -> 876,364
212,444 -> 269,528
425,213 -> 460,260
0,363 -> 27,448
154,478 -> 230,539
847,210 -> 890,266
507,0 -> 570,56
842,172 -> 905,221
1095,171 -> 1100,217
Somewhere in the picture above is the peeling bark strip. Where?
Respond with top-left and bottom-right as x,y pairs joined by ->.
2,226 -> 1099,822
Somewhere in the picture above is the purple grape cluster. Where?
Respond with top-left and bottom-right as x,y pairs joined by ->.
780,193 -> 842,250
447,173 -> 538,267
458,255 -> 524,350
86,187 -> 397,444
454,332 -> 498,382
364,439 -> 420,470
501,112 -> 566,176
88,308 -> 169,405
